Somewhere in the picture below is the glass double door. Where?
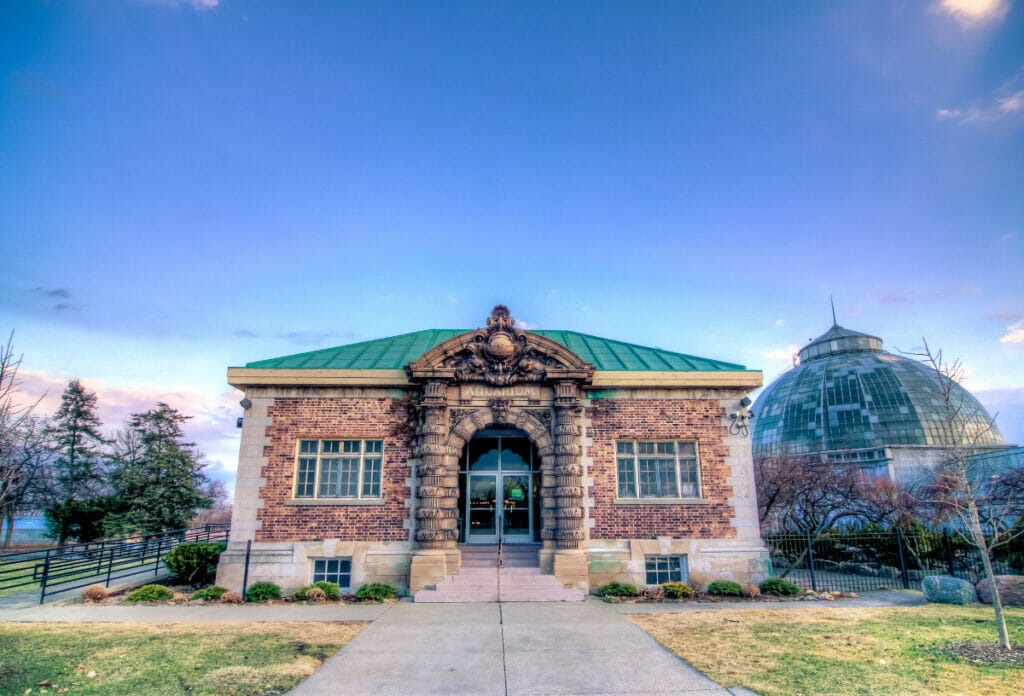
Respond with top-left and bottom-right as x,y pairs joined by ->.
463,433 -> 535,544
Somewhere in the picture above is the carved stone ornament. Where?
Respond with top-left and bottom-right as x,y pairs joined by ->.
442,305 -> 560,385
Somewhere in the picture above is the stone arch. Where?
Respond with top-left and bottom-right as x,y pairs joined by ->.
445,407 -> 555,461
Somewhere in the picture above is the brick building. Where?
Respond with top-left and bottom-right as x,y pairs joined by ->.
217,306 -> 769,599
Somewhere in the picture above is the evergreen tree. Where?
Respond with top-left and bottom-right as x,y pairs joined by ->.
44,380 -> 108,543
48,380 -> 106,499
109,403 -> 211,535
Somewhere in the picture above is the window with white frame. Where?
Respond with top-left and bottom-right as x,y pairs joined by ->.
645,555 -> 688,585
295,439 -> 383,499
312,558 -> 352,590
616,440 -> 700,498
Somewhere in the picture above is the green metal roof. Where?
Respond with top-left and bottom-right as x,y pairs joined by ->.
243,329 -> 747,372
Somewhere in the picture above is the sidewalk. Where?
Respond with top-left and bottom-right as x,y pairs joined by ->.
289,600 -> 737,696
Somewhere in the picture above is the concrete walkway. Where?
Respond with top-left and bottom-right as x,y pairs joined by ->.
290,600 -> 734,696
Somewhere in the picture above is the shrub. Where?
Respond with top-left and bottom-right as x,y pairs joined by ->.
164,542 -> 227,587
759,577 -> 801,596
305,587 -> 327,603
662,581 -> 695,599
221,591 -> 244,604
81,584 -> 109,602
190,585 -> 229,601
707,580 -> 744,597
639,585 -> 665,601
594,582 -> 639,598
245,582 -> 283,602
294,581 -> 342,601
355,583 -> 398,601
743,583 -> 761,598
125,584 -> 174,602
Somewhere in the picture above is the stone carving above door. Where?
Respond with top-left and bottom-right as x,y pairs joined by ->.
407,305 -> 594,386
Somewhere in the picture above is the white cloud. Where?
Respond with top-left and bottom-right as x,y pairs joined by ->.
774,319 -> 785,327
762,345 -> 799,362
1001,320 -> 1024,344
141,0 -> 220,10
936,0 -> 1010,26
936,90 -> 1024,125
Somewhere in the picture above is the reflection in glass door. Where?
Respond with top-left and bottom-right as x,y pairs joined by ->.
462,431 -> 537,544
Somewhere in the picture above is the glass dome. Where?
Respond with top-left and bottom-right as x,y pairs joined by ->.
752,324 -> 1004,461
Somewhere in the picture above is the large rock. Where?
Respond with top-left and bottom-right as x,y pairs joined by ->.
922,575 -> 978,605
975,576 -> 1024,607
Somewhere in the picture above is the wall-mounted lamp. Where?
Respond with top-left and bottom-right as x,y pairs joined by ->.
729,397 -> 754,437
239,398 -> 252,410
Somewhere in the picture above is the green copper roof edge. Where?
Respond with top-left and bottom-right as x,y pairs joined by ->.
238,328 -> 748,372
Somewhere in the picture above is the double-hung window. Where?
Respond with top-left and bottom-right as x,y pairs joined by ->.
616,440 -> 700,499
295,439 -> 383,500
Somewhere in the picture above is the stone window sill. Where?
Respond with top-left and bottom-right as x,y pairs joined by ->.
613,497 -> 708,506
286,499 -> 385,506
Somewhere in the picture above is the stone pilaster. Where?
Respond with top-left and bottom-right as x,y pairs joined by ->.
414,380 -> 458,550
553,381 -> 585,551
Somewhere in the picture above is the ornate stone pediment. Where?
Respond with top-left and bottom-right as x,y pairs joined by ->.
407,305 -> 594,386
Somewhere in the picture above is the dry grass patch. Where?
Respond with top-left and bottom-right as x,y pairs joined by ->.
0,621 -> 366,695
629,604 -> 1024,696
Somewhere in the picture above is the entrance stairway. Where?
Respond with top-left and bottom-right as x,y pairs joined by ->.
413,544 -> 586,603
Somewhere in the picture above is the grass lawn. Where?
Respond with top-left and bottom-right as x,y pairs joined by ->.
0,621 -> 367,695
629,604 -> 1024,696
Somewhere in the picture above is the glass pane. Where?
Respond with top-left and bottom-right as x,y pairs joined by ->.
300,440 -> 318,454
362,457 -> 382,497
469,438 -> 500,470
657,459 -> 679,497
339,458 -> 359,497
468,476 -> 497,535
318,458 -> 340,497
617,457 -> 636,497
499,437 -> 531,471
322,440 -> 340,454
503,474 -> 530,536
296,458 -> 317,497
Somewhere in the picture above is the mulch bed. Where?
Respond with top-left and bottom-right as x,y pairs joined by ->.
935,641 -> 1024,666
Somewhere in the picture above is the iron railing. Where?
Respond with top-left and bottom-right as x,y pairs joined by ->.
765,529 -> 1023,593
0,524 -> 229,604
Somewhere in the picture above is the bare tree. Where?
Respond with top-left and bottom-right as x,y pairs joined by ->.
913,339 -> 1021,650
0,331 -> 43,512
1,416 -> 55,547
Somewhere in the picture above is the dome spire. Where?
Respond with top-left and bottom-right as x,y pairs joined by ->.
830,296 -> 837,327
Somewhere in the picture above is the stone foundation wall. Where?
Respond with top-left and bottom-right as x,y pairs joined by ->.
586,537 -> 769,589
255,395 -> 412,542
216,539 -> 414,596
585,397 -> 736,539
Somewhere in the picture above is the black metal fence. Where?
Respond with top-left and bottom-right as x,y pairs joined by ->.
0,524 -> 230,604
765,529 -> 1024,593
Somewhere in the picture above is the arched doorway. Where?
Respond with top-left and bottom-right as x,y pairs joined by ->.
457,427 -> 541,544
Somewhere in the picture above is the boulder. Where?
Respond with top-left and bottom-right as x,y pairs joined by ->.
975,576 -> 1024,607
922,575 -> 977,605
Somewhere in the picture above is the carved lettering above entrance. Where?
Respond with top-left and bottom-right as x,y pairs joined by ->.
407,305 -> 595,387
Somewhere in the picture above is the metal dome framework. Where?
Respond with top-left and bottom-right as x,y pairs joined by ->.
752,324 -> 1004,466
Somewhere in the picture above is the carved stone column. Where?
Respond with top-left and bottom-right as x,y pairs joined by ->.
553,381 -> 585,550
415,379 -> 458,551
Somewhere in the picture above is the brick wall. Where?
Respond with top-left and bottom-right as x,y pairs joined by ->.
587,398 -> 736,539
256,397 -> 411,542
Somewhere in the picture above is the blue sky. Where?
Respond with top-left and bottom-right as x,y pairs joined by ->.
2,0 -> 1022,494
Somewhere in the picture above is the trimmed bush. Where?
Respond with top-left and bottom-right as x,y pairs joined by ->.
355,583 -> 398,601
81,584 -> 109,602
759,577 -> 801,596
245,582 -> 283,602
190,585 -> 229,601
707,580 -> 744,597
221,591 -> 244,604
662,581 -> 695,599
294,581 -> 342,601
125,584 -> 174,603
164,542 -> 227,587
595,582 -> 639,598
305,587 -> 327,603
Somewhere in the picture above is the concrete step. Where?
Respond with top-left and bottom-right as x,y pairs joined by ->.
414,589 -> 498,603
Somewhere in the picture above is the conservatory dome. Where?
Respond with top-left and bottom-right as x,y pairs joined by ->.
751,323 -> 1004,465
